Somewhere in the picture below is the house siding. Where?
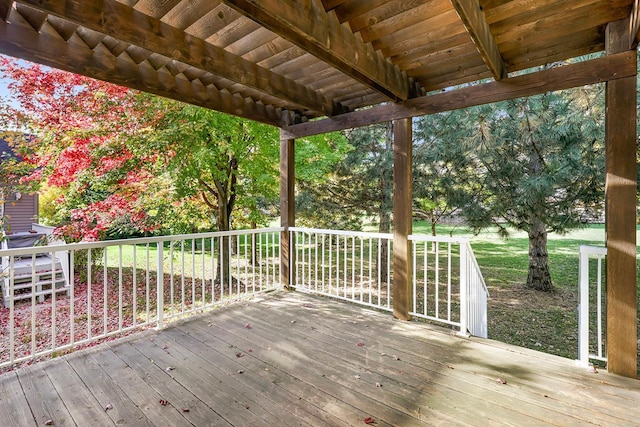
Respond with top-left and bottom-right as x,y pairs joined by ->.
4,193 -> 38,233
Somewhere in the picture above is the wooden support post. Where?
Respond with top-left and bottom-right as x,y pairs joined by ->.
280,131 -> 295,290
393,118 -> 413,320
605,19 -> 637,378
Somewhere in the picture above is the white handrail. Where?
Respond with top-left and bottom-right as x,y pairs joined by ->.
0,228 -> 283,368
290,227 -> 488,337
577,245 -> 607,366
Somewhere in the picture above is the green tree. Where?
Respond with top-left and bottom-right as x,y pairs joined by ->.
145,103 -> 279,233
296,123 -> 394,280
413,110 -> 483,237
462,87 -> 604,291
297,122 -> 393,232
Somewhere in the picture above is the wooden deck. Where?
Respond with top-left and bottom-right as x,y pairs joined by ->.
1,291 -> 639,426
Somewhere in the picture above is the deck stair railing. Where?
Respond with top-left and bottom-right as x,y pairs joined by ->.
0,228 -> 282,368
577,245 -> 607,366
409,235 -> 488,338
290,227 -> 489,337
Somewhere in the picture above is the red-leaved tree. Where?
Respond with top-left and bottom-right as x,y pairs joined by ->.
0,56 -> 169,241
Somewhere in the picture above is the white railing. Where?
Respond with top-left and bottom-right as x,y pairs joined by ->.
289,227 -> 393,311
290,227 -> 488,336
410,236 -> 488,337
0,228 -> 282,368
463,241 -> 489,338
577,245 -> 607,366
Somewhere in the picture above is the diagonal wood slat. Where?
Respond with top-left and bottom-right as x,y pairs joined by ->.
13,0 -> 340,117
451,0 -> 507,80
222,0 -> 415,101
0,19 -> 290,127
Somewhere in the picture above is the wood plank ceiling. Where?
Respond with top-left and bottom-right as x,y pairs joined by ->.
0,0 -> 636,132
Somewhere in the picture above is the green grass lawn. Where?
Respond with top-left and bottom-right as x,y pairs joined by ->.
412,222 -> 610,290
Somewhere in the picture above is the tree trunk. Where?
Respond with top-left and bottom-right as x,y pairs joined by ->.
213,156 -> 238,285
526,218 -> 553,291
250,220 -> 257,265
430,213 -> 437,252
216,204 -> 232,286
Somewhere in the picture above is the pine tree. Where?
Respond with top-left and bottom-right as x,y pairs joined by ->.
463,87 -> 605,291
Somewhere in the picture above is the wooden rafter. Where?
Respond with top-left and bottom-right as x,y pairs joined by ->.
0,19 -> 289,127
451,0 -> 507,80
222,0 -> 415,101
283,51 -> 637,138
0,0 -> 12,22
630,0 -> 640,48
13,0 -> 341,117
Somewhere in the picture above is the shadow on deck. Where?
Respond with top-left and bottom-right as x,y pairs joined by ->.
1,291 -> 638,426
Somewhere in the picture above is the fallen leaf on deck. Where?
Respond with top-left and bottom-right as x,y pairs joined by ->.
392,355 -> 400,361
357,342 -> 365,347
159,399 -> 169,406
44,420 -> 54,426
104,403 -> 113,411
290,320 -> 296,324
496,378 -> 507,385
310,326 -> 316,330
354,375 -> 361,379
237,370 -> 244,374
236,352 -> 244,358
165,366 -> 175,372
181,408 -> 190,412
248,349 -> 253,352
364,416 -> 375,424
245,323 -> 251,329
380,352 -> 386,356
162,344 -> 169,350
375,382 -> 382,388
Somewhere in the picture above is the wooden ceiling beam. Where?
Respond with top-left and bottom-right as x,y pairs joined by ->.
283,51 -> 636,138
630,0 -> 640,48
222,0 -> 415,101
0,19 -> 290,128
0,0 -> 12,21
13,0 -> 340,117
451,0 -> 507,80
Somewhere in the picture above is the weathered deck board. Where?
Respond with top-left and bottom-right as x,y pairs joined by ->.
1,291 -> 640,426
0,371 -> 36,427
234,296 -> 632,425
18,366 -> 75,426
43,359 -> 116,425
89,347 -> 196,427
